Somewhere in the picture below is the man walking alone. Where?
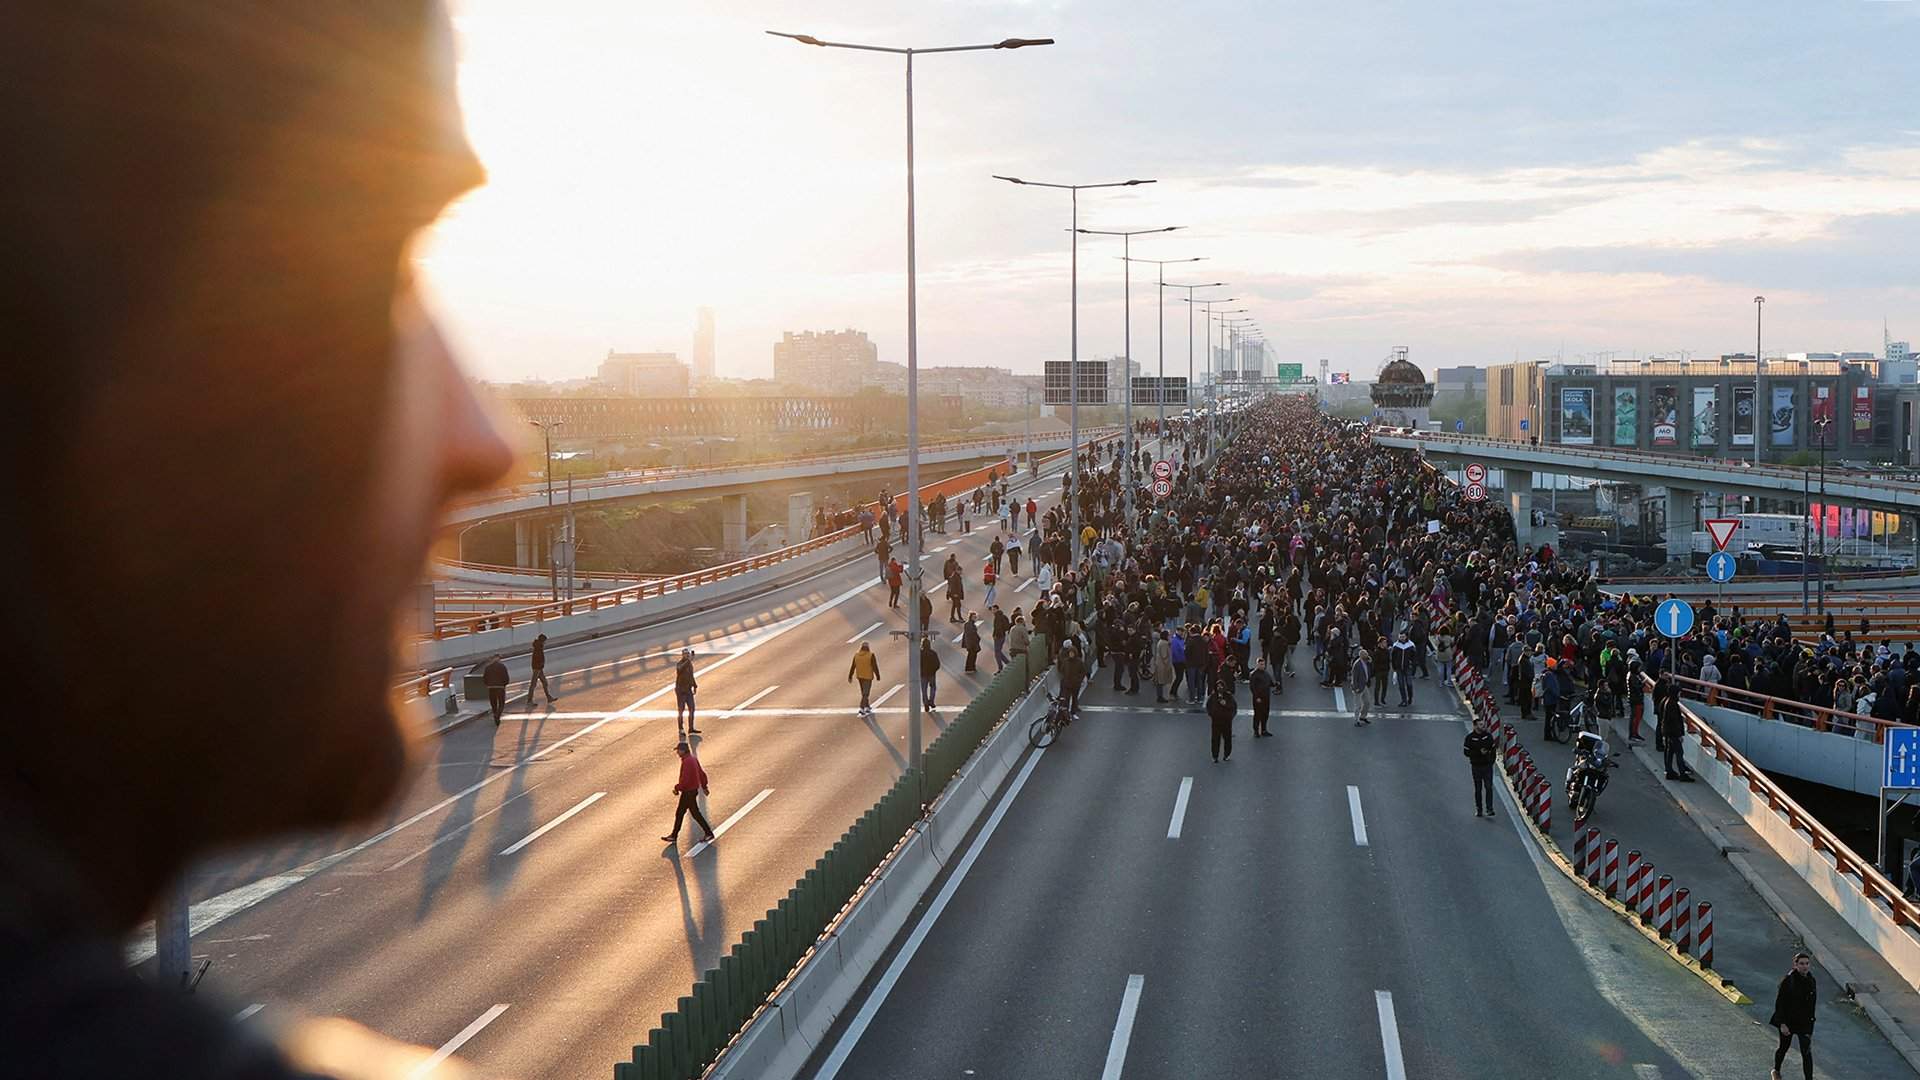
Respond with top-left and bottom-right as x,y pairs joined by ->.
1463,717 -> 1497,816
1769,951 -> 1816,1080
675,649 -> 700,735
660,741 -> 716,846
1207,681 -> 1237,762
525,632 -> 557,707
483,654 -> 509,726
1248,656 -> 1274,737
848,642 -> 881,716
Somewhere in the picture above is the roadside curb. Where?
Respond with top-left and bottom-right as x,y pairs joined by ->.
1448,677 -> 1751,1005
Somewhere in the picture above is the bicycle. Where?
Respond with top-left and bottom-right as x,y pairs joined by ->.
1028,691 -> 1075,748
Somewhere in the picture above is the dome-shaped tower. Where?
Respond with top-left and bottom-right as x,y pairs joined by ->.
1370,347 -> 1434,427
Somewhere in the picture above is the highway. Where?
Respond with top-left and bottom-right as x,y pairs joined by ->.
164,459 -> 1086,1079
804,674 -> 1917,1078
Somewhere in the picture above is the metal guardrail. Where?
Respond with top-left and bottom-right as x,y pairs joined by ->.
1388,430 -> 1920,501
397,666 -> 455,701
1658,673 -> 1920,930
1660,671 -> 1904,742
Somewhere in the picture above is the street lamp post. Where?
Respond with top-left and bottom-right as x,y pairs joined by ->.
1123,257 -> 1207,464
994,175 -> 1155,563
530,419 -> 563,600
1181,297 -> 1240,460
1167,284 -> 1227,456
1815,415 -> 1831,616
1207,310 -> 1251,455
1077,225 -> 1179,536
1754,296 -> 1765,467
772,30 -> 1052,800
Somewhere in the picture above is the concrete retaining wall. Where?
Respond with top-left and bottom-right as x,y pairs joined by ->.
1690,701 -> 1885,796
1687,725 -> 1920,995
707,676 -> 1053,1079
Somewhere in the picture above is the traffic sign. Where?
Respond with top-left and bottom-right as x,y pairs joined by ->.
1465,463 -> 1486,484
1885,728 -> 1920,791
1705,551 -> 1736,583
1519,418 -> 1530,432
1152,460 -> 1173,480
1704,518 -> 1739,551
1455,419 -> 1466,433
1151,478 -> 1172,498
1464,481 -> 1487,502
1655,598 -> 1695,638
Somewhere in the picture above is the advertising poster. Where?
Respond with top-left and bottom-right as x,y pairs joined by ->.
1690,386 -> 1717,447
1812,384 -> 1836,446
1853,386 -> 1873,444
1612,387 -> 1637,446
1770,385 -> 1795,446
1731,386 -> 1755,446
1559,387 -> 1594,444
1650,384 -> 1679,446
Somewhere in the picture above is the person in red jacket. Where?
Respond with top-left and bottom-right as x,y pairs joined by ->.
661,742 -> 716,845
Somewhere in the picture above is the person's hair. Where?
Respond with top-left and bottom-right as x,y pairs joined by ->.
1794,951 -> 1811,961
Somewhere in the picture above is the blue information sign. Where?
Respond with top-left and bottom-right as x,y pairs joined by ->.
1655,598 -> 1695,638
1705,551 -> 1736,583
1519,418 -> 1530,432
1886,728 -> 1920,791
1455,419 -> 1465,433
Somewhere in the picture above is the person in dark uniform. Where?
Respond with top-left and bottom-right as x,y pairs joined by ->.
1463,717 -> 1497,816
483,654 -> 510,726
1248,656 -> 1274,737
1207,681 -> 1237,762
526,632 -> 557,706
1769,951 -> 1816,1080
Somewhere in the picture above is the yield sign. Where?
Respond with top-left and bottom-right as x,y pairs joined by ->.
1704,518 -> 1740,551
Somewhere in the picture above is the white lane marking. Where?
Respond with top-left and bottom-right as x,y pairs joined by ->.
1347,786 -> 1369,847
385,788 -> 534,871
498,791 -> 606,856
724,685 -> 780,717
1075,706 -> 1462,722
846,621 -> 883,644
685,787 -> 774,858
872,683 -> 905,708
1167,778 -> 1194,840
1333,687 -> 1347,712
234,1003 -> 265,1022
411,1003 -> 510,1078
812,730 -> 1048,1079
1632,1067 -> 1662,1080
1100,974 -> 1147,1080
951,631 -> 965,644
1016,577 -> 1036,591
1375,991 -> 1407,1080
130,570 -> 899,964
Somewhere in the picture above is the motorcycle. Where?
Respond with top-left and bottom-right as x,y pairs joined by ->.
1565,728 -> 1618,827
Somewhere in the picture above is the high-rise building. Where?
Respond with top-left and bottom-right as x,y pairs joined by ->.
693,307 -> 716,381
773,329 -> 879,393
597,350 -> 690,397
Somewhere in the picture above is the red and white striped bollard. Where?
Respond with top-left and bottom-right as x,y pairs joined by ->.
1603,839 -> 1620,899
1655,875 -> 1674,938
1638,862 -> 1657,923
1583,827 -> 1602,885
1673,888 -> 1691,955
1696,901 -> 1713,968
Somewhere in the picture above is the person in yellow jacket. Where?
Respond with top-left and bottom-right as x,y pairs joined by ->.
848,642 -> 883,716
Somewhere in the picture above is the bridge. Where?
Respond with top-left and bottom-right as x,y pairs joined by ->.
1373,429 -> 1920,554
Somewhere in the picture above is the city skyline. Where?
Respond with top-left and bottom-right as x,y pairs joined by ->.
417,1 -> 1920,384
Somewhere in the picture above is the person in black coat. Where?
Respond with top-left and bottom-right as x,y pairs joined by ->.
482,654 -> 510,726
1659,685 -> 1694,781
1769,951 -> 1816,1080
1207,682 -> 1237,763
1463,717 -> 1498,817
1248,658 -> 1274,737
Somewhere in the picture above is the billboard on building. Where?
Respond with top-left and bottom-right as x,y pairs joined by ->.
1612,387 -> 1637,446
1650,385 -> 1679,446
1691,386 -> 1717,447
1853,386 -> 1873,444
1811,383 -> 1836,447
1731,386 -> 1755,446
1770,385 -> 1795,446
1043,360 -> 1108,405
1559,387 -> 1594,444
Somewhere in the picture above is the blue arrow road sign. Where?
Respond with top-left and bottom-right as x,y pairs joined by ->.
1519,418 -> 1530,432
1655,598 -> 1695,638
1886,728 -> 1920,791
1455,419 -> 1465,433
1706,551 -> 1736,583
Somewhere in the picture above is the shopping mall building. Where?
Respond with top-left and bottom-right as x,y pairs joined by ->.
1486,355 -> 1920,466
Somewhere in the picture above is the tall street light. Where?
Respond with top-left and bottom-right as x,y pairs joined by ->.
772,30 -> 1053,801
1199,305 -> 1248,455
1221,318 -> 1258,417
1167,284 -> 1228,446
529,418 -> 564,600
1124,257 -> 1208,460
995,175 -> 1155,563
1076,224 -> 1180,535
1180,295 -> 1237,458
1754,295 -> 1765,467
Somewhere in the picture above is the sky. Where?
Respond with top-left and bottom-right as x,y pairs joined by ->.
416,1 -> 1920,384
